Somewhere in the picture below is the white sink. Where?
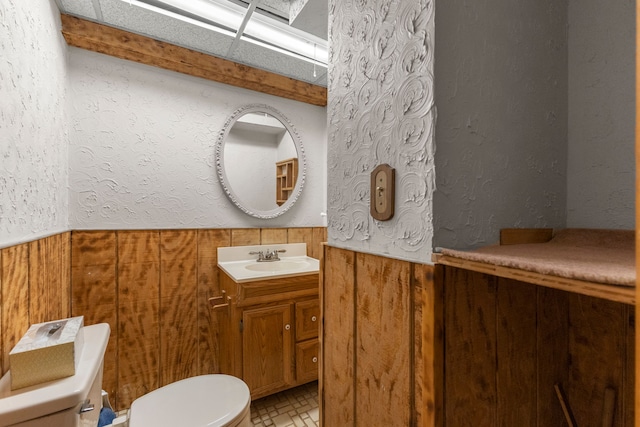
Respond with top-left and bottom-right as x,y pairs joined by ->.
217,243 -> 319,282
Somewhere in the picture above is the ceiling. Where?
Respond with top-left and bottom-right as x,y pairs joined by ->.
54,0 -> 328,87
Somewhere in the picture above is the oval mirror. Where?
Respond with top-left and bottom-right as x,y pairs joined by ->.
215,104 -> 306,219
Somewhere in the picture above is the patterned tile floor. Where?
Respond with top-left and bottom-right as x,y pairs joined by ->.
250,382 -> 319,427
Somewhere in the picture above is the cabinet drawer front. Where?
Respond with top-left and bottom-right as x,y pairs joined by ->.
295,299 -> 320,341
296,339 -> 319,384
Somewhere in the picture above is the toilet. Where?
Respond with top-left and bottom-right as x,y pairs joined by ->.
0,324 -> 251,427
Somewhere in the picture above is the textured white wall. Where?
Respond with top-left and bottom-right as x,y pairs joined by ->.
433,0 -> 568,249
0,0 -> 70,248
327,0 -> 436,262
566,0 -> 635,229
225,128 -> 278,211
68,48 -> 327,230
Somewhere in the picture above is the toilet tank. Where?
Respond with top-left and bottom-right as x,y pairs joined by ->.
0,324 -> 110,427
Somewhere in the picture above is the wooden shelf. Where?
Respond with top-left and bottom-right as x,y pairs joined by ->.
276,158 -> 298,206
431,228 -> 636,305
432,253 -> 635,305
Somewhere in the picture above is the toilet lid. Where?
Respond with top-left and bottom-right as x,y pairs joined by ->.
129,374 -> 250,427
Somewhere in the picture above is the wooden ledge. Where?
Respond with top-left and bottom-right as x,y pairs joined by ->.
433,253 -> 635,305
60,14 -> 327,106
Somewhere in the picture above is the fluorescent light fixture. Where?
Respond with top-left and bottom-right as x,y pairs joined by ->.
152,0 -> 245,31
136,0 -> 328,66
121,0 -> 236,37
245,12 -> 328,65
241,36 -> 327,68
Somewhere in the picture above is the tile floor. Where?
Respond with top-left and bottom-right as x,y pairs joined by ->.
250,382 -> 319,427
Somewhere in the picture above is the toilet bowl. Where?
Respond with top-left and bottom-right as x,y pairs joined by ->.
129,374 -> 250,427
0,323 -> 251,427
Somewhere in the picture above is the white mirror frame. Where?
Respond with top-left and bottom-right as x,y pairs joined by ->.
215,104 -> 307,219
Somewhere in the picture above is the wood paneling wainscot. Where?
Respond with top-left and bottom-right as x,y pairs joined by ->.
321,246 -> 633,426
0,233 -> 71,376
439,265 -> 635,427
320,245 -> 443,427
0,227 -> 323,411
70,227 -> 325,411
71,231 -> 118,405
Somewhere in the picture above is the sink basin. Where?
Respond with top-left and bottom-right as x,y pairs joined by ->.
217,243 -> 319,282
245,260 -> 310,272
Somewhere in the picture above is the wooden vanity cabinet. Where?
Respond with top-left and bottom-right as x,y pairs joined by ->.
215,270 -> 319,400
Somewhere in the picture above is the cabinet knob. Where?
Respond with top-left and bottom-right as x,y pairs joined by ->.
285,324 -> 291,331
312,357 -> 318,363
311,316 -> 317,322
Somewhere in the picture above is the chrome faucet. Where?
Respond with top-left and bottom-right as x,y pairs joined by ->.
249,249 -> 286,262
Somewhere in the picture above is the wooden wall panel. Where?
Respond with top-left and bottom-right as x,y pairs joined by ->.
71,230 -> 118,407
0,234 -> 72,377
60,233 -> 72,319
231,228 -> 261,246
1,243 -> 30,375
312,227 -> 327,260
568,295 -> 631,426
197,229 -> 231,375
159,230 -> 198,386
536,286 -> 570,426
45,235 -> 61,320
30,234 -> 71,322
414,264 -> 443,427
321,246 -> 441,427
28,239 -> 48,324
0,227 -> 326,411
321,245 -> 356,426
438,267 -> 635,427
288,227 -> 314,255
355,253 -> 412,426
444,267 -> 497,427
261,228 -> 288,245
624,304 -> 635,427
495,278 -> 537,426
117,231 -> 161,409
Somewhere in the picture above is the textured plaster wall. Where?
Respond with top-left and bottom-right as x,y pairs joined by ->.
327,0 -> 436,263
433,0 -> 568,249
566,0 -> 635,229
68,48 -> 327,230
225,128 -> 278,211
0,0 -> 70,248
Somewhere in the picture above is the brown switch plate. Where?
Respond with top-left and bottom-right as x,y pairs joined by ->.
370,164 -> 395,221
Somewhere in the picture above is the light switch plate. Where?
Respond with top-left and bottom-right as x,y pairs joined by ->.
370,164 -> 395,221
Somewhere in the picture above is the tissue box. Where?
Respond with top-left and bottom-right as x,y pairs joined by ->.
9,316 -> 84,390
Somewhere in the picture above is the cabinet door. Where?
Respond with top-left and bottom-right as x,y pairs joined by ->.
296,338 -> 319,384
295,299 -> 320,341
242,304 -> 293,396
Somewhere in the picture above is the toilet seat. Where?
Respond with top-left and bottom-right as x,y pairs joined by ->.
128,374 -> 251,427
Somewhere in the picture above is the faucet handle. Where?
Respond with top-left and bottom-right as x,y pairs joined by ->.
272,249 -> 286,260
249,250 -> 264,261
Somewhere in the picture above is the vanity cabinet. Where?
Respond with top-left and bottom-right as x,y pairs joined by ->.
215,270 -> 319,400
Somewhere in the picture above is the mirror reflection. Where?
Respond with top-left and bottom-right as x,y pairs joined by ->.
216,105 -> 306,219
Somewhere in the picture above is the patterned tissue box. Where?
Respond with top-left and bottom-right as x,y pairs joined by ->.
9,316 -> 84,390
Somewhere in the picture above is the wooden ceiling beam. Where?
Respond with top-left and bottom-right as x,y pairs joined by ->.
60,14 -> 327,107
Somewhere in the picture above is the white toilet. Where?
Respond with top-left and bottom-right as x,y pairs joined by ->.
0,324 -> 251,427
